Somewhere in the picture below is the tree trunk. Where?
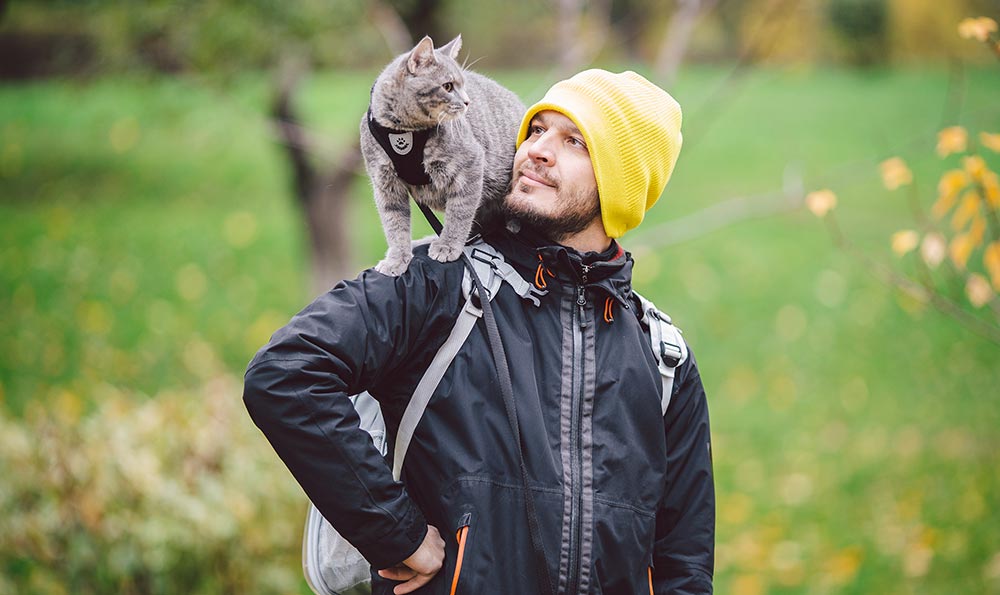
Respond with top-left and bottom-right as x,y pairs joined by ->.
654,0 -> 718,85
272,65 -> 363,296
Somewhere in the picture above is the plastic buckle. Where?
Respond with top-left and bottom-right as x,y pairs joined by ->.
660,340 -> 682,368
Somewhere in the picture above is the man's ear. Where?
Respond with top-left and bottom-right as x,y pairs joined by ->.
407,36 -> 436,74
439,34 -> 462,60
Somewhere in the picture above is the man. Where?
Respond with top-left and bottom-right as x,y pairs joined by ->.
244,69 -> 714,594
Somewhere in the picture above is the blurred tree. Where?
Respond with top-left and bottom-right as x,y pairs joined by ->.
887,0 -> 1000,63
655,0 -> 719,83
272,63 -> 363,294
736,0 -> 820,64
390,0 -> 446,42
827,0 -> 888,66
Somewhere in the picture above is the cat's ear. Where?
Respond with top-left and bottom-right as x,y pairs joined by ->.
439,34 -> 462,60
407,36 -> 436,74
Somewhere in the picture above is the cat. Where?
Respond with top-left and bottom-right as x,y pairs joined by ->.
360,34 -> 526,276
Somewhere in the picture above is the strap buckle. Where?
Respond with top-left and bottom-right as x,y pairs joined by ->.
660,340 -> 682,368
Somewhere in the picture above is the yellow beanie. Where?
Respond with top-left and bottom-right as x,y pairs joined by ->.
516,70 -> 683,238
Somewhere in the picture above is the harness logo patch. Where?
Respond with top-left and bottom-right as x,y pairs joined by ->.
388,132 -> 414,155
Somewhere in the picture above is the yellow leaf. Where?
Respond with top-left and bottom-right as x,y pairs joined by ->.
937,126 -> 968,157
805,189 -> 837,218
980,132 -> 1000,153
879,157 -> 913,190
966,274 -> 994,308
951,191 -> 980,232
934,170 -> 969,219
825,547 -> 863,586
891,230 -> 919,256
983,171 -> 1000,208
970,214 -> 986,246
931,191 -> 958,220
963,155 -> 987,179
958,17 -> 999,42
985,242 -> 1000,290
921,233 -> 947,269
950,233 -> 975,269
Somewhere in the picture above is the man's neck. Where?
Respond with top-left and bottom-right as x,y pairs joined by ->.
557,218 -> 612,253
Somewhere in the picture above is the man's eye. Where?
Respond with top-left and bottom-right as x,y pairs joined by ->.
531,125 -> 545,135
569,137 -> 586,148
443,82 -> 454,92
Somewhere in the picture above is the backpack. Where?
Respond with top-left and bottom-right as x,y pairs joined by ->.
302,239 -> 687,595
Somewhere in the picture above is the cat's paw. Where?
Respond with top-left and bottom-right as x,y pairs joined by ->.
428,240 -> 464,263
374,252 -> 413,276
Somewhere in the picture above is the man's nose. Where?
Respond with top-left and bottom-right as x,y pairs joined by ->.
527,133 -> 556,164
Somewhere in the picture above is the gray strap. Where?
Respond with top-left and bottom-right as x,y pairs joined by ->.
392,241 -> 543,481
635,292 -> 688,415
392,293 -> 481,481
467,244 -> 547,305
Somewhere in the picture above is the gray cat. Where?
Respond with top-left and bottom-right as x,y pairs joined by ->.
360,35 -> 525,276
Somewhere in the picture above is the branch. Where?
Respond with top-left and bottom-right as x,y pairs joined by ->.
630,165 -> 804,248
835,229 -> 1000,346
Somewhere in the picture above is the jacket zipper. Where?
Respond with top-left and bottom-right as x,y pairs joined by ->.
450,512 -> 472,595
567,285 -> 587,594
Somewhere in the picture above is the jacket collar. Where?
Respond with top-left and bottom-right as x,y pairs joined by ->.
487,219 -> 635,304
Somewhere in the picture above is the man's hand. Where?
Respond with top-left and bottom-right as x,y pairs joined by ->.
377,525 -> 445,594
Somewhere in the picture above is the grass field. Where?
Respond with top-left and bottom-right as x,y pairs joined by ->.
2,65 -> 999,593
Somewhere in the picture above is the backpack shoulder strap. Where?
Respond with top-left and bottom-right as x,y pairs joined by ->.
633,291 -> 688,416
392,240 -> 542,480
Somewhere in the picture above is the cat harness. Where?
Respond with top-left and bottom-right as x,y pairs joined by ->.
366,108 -> 435,186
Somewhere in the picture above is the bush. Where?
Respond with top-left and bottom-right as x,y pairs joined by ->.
0,377 -> 306,594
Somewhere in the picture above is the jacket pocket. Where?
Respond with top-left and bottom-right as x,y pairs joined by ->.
449,513 -> 472,595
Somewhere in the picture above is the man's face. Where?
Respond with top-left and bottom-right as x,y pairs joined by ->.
504,110 -> 601,241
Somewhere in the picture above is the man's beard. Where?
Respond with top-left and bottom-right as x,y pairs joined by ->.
502,170 -> 601,243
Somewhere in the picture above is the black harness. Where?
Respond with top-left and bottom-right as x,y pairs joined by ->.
366,107 -> 436,186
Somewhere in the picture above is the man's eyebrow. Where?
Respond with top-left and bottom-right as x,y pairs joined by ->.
533,113 -> 583,137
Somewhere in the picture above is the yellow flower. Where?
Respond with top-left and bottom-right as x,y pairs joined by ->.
980,132 -> 1000,153
921,233 -> 947,269
805,189 -> 837,217
985,242 -> 1000,290
950,232 -> 975,269
936,126 -> 968,157
951,190 -> 981,232
970,214 -> 986,245
958,17 -> 998,42
983,171 -> 1000,208
879,157 -> 913,190
932,170 -> 969,218
891,230 -> 919,256
963,155 -> 987,179
965,274 -> 994,308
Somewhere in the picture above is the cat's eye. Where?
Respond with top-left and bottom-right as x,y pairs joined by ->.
443,82 -> 454,92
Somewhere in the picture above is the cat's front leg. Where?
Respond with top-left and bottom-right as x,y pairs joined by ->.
428,162 -> 484,263
373,183 -> 414,276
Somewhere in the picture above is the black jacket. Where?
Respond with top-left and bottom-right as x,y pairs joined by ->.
243,226 -> 715,594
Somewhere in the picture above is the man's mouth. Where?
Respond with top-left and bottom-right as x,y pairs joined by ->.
519,168 -> 556,188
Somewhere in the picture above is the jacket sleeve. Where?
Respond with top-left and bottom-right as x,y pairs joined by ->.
652,348 -> 715,594
242,256 -> 460,569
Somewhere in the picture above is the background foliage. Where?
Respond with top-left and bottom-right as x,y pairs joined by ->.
2,2 -> 1000,594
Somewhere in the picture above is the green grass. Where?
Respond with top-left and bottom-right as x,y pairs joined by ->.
2,66 -> 999,593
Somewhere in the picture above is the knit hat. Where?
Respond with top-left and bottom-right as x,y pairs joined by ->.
516,70 -> 683,238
